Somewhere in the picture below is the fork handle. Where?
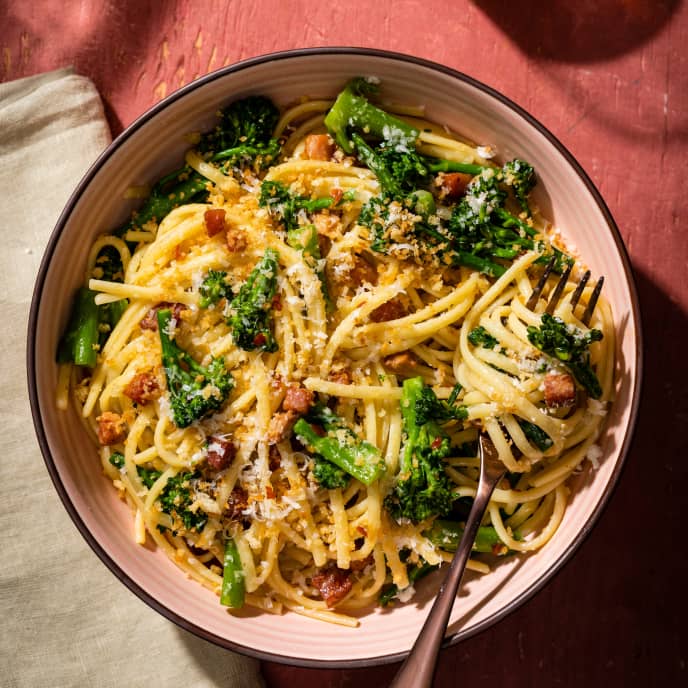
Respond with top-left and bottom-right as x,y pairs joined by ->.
389,463 -> 505,688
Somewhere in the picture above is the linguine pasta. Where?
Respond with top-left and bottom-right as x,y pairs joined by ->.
57,83 -> 614,627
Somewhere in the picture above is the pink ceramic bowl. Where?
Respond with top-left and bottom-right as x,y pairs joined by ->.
28,48 -> 642,666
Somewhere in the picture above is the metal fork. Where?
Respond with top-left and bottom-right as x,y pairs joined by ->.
390,433 -> 506,688
525,256 -> 604,325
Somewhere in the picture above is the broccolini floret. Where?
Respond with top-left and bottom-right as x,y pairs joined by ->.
385,377 -> 467,524
259,180 -> 333,232
325,78 -> 572,277
157,308 -> 234,428
199,95 -> 281,170
325,78 -> 482,184
227,248 -> 280,352
294,403 -> 386,487
157,471 -> 207,532
503,159 -> 536,216
468,326 -> 499,350
258,180 -> 333,308
117,96 -> 280,237
199,269 -> 233,308
108,453 -> 206,532
312,455 -> 351,490
527,313 -> 604,398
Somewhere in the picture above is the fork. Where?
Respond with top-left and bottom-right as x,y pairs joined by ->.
390,259 -> 604,688
389,433 -> 505,688
525,256 -> 604,325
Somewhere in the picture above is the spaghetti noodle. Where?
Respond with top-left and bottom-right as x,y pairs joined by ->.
57,79 -> 614,626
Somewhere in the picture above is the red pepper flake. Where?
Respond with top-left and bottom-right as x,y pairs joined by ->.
431,437 -> 443,450
330,187 -> 343,204
265,485 -> 275,499
357,525 -> 368,537
253,333 -> 267,347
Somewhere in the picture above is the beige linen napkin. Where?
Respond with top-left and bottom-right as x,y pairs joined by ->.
0,68 -> 264,688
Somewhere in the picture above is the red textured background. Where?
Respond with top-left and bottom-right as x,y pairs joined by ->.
3,1 -> 687,686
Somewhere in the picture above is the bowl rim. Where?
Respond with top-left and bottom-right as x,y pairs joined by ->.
26,46 -> 643,668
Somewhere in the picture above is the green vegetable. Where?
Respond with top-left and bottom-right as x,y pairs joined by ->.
227,248 -> 280,352
58,245 -> 128,367
445,164 -> 542,277
468,326 -> 498,350
259,180 -> 333,232
118,96 -> 281,237
413,382 -> 467,426
120,170 -> 209,236
157,471 -> 207,532
527,313 -> 604,398
57,287 -> 100,367
157,308 -> 234,427
379,560 -> 438,607
502,159 -> 536,216
517,419 -> 553,451
324,78 -> 576,278
312,455 -> 351,489
220,537 -> 245,608
108,453 -> 206,532
324,77 -> 419,154
385,377 -> 466,524
108,452 -> 125,469
199,269 -> 233,308
200,95 -> 281,171
425,519 -> 506,553
294,404 -> 385,486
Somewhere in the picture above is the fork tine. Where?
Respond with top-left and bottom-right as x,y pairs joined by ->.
526,255 -> 557,310
569,270 -> 591,310
581,276 -> 604,326
545,261 -> 574,315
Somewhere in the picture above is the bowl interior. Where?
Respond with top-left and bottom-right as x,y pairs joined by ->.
29,50 -> 640,666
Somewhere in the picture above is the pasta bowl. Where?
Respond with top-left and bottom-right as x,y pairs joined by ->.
27,48 -> 641,666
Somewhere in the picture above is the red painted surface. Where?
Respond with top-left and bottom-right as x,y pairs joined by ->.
3,1 -> 687,685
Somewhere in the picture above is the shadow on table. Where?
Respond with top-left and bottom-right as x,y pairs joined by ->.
473,0 -> 681,63
175,626 -> 266,688
628,263 -> 687,462
2,2 -> 177,134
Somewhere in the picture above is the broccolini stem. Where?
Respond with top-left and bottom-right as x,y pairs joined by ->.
350,133 -> 401,197
324,81 -> 419,154
450,250 -> 506,278
425,160 -> 486,175
493,207 -> 538,237
379,562 -> 438,607
293,417 -> 385,486
118,172 -> 208,235
220,537 -> 245,608
58,287 -> 100,367
425,519 -> 506,553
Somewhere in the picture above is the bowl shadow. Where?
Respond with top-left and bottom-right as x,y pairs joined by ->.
474,0 -> 681,63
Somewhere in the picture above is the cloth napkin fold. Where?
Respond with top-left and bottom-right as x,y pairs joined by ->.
0,68 -> 264,688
